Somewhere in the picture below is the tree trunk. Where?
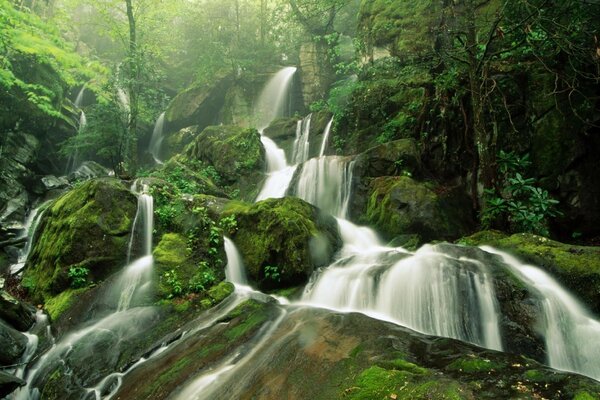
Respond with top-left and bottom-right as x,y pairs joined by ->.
125,0 -> 138,172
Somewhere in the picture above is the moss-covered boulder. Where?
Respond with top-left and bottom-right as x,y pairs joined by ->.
164,126 -> 202,160
354,138 -> 422,178
23,178 -> 137,306
360,176 -> 475,243
223,197 -> 341,290
182,125 -> 265,200
459,231 -> 600,315
164,72 -> 233,132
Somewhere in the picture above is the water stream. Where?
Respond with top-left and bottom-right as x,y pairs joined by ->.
149,112 -> 166,165
9,201 -> 52,275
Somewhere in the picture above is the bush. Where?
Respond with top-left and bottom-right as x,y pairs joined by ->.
68,267 -> 89,289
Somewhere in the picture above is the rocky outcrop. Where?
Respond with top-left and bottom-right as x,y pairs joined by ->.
223,197 -> 341,290
0,279 -> 35,331
23,178 -> 137,309
0,371 -> 25,398
353,138 -> 422,178
114,300 -> 600,399
165,72 -> 234,132
0,319 -> 27,365
358,176 -> 475,243
182,125 -> 266,200
459,231 -> 600,315
299,41 -> 335,107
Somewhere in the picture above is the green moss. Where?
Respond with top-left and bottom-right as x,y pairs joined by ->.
44,288 -> 88,320
153,233 -> 188,267
574,391 -> 600,400
346,365 -> 468,400
207,281 -> 234,303
447,356 -> 505,373
223,197 -> 339,290
224,310 -> 268,341
23,178 -> 136,304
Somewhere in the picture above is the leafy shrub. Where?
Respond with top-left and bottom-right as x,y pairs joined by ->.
68,267 -> 89,289
189,267 -> 216,293
264,265 -> 281,282
163,269 -> 183,299
483,151 -> 561,236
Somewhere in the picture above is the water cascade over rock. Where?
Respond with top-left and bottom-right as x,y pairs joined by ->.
319,116 -> 334,157
9,201 -> 52,275
483,246 -> 600,380
148,112 -> 166,165
291,113 -> 312,164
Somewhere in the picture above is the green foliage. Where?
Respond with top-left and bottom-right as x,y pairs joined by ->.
189,267 -> 217,293
163,269 -> 183,299
483,151 -> 561,236
67,266 -> 89,288
219,215 -> 238,236
264,265 -> 281,282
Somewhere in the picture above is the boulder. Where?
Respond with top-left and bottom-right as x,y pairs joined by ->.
164,126 -> 202,160
23,178 -> 137,307
115,300 -> 600,400
0,319 -> 27,365
68,161 -> 112,182
359,176 -> 475,242
0,279 -> 35,331
459,231 -> 600,315
263,117 -> 299,160
0,370 -> 25,398
354,138 -> 422,178
165,72 -> 233,132
223,197 -> 341,290
182,125 -> 266,200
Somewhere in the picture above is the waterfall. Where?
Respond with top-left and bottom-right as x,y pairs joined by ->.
291,114 -> 312,164
319,117 -> 334,157
294,155 -> 503,351
254,67 -> 297,130
255,67 -> 298,201
224,237 -> 248,287
482,246 -> 600,380
74,86 -> 85,108
294,156 -> 355,218
117,88 -> 130,113
10,201 -> 52,275
119,181 -> 154,311
148,112 -> 166,165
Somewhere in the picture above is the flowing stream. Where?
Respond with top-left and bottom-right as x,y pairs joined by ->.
149,112 -> 166,165
9,201 -> 52,275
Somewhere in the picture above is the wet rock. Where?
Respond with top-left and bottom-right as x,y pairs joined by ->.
223,197 -> 342,290
0,318 -> 27,365
0,278 -> 35,331
41,175 -> 69,191
0,370 -> 25,398
68,161 -> 112,182
23,178 -> 137,315
459,231 -> 600,315
358,176 -> 475,242
354,138 -> 422,178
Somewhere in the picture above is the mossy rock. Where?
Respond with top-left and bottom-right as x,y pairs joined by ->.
354,138 -> 422,178
182,125 -> 265,201
23,178 -> 137,305
223,197 -> 341,290
361,176 -> 475,242
459,231 -> 600,314
164,126 -> 203,159
164,72 -> 233,132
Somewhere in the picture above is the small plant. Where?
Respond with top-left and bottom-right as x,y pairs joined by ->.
219,215 -> 238,235
189,266 -> 216,293
68,266 -> 89,288
163,269 -> 183,299
264,265 -> 281,282
483,150 -> 561,236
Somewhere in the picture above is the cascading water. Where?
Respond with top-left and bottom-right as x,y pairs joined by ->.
224,237 -> 248,287
291,113 -> 312,164
295,156 -> 355,218
254,67 -> 299,201
12,182 -> 156,400
295,156 -> 503,350
319,117 -> 334,157
66,86 -> 88,173
9,201 -> 52,275
482,246 -> 600,380
148,112 -> 166,165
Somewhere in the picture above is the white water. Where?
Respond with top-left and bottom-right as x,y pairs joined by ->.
293,155 -> 503,350
254,67 -> 297,130
224,237 -> 248,287
295,156 -> 355,218
117,88 -> 130,114
10,201 -> 52,275
74,86 -> 85,108
482,246 -> 600,380
127,182 -> 154,261
255,67 -> 299,201
319,117 -> 334,157
291,114 -> 312,164
149,112 -> 166,164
